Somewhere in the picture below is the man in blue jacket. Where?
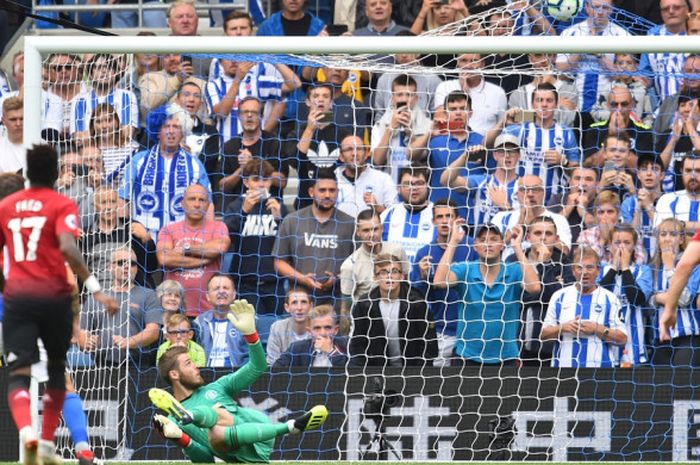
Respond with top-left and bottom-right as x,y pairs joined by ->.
273,305 -> 347,368
194,274 -> 248,368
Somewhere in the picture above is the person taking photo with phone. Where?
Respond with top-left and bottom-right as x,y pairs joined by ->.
485,82 -> 580,207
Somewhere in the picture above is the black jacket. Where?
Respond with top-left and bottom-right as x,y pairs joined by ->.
349,283 -> 438,367
506,247 -> 575,356
273,336 -> 348,368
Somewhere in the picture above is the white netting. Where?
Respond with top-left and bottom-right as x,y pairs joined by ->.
12,1 -> 700,461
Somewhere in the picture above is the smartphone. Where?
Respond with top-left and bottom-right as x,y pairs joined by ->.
72,164 -> 90,177
439,0 -> 450,5
467,147 -> 486,163
316,274 -> 331,284
603,160 -> 617,172
181,55 -> 193,66
318,111 -> 334,123
326,24 -> 349,36
514,109 -> 536,124
258,188 -> 270,200
395,102 -> 408,111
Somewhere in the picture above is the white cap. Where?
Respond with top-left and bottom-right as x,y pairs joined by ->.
493,133 -> 521,149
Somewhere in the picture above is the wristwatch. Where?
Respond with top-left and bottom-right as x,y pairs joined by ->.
602,328 -> 610,340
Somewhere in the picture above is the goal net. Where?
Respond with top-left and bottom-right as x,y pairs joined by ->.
15,2 -> 700,462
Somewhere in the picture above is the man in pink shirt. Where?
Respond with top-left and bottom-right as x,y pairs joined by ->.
157,184 -> 230,317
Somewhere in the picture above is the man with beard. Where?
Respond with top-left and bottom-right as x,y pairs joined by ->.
380,165 -> 434,262
655,154 -> 700,234
653,55 -> 700,146
273,168 -> 355,304
150,299 -> 328,461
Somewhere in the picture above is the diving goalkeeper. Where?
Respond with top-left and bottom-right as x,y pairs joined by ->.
150,299 -> 328,462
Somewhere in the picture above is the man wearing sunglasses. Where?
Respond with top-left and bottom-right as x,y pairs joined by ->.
81,247 -> 162,367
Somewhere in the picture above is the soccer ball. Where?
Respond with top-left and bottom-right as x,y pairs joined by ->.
546,0 -> 583,21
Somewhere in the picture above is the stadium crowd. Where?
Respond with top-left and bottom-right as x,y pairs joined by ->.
3,0 -> 700,369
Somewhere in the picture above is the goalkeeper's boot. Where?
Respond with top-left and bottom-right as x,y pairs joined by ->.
76,449 -> 96,465
148,388 -> 193,425
293,405 -> 328,432
38,439 -> 63,465
19,427 -> 38,465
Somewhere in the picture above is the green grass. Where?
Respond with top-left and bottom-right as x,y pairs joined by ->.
0,462 -> 684,465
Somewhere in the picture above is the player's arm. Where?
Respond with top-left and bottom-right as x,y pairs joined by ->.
219,300 -> 267,396
59,233 -> 119,313
153,415 -> 215,462
661,240 -> 700,341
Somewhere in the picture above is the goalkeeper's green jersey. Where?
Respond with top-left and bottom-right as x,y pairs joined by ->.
174,341 -> 273,463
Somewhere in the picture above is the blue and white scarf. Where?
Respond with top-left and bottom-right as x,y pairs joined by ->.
132,144 -> 195,234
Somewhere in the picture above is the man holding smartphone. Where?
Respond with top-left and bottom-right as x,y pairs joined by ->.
371,74 -> 432,184
485,83 -> 580,206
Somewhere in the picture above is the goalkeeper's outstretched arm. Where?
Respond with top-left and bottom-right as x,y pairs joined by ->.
220,299 -> 268,396
660,239 -> 700,342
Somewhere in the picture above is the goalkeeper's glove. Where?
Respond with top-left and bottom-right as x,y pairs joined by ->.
228,299 -> 259,343
153,414 -> 191,448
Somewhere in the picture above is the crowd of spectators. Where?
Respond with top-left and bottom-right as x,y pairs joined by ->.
3,0 -> 700,370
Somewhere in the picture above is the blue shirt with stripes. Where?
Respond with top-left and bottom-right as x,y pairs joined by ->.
503,122 -> 580,204
599,264 -> 653,365
544,285 -> 625,367
205,64 -> 284,142
652,265 -> 700,341
639,25 -> 687,102
70,88 -> 138,134
620,195 -> 657,260
380,202 -> 435,263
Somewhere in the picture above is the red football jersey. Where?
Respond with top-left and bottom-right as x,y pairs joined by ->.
694,229 -> 700,242
0,187 -> 80,299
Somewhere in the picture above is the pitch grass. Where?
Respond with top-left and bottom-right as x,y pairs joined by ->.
0,462 -> 683,465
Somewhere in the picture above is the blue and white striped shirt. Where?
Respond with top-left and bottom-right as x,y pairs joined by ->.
640,25 -> 687,102
654,190 -> 700,227
380,202 -> 435,263
205,63 -> 284,143
556,20 -> 631,112
504,122 -> 580,204
544,285 -> 626,368
620,195 -> 657,259
467,173 -> 520,227
69,88 -> 138,134
652,265 -> 700,340
599,264 -> 653,365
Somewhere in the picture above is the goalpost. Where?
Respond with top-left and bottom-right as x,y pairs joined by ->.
19,9 -> 700,461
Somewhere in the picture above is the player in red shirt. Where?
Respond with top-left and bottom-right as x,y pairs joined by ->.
660,228 -> 700,342
0,144 -> 118,465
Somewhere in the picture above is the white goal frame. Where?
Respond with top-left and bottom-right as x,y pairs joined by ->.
19,32 -> 700,461
23,34 -> 700,147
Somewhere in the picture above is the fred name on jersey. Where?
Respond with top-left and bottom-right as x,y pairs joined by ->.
15,199 -> 44,213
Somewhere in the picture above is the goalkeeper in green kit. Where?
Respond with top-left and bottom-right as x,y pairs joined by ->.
149,299 -> 328,462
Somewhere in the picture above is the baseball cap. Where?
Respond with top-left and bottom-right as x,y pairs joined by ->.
493,133 -> 521,149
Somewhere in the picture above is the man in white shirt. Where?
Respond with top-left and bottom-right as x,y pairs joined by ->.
340,209 -> 409,304
0,96 -> 25,174
371,74 -> 432,183
555,0 -> 631,112
432,53 -> 507,135
336,134 -> 396,217
542,246 -> 628,368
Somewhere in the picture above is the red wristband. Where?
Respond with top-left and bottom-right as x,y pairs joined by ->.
244,332 -> 260,344
177,432 -> 191,448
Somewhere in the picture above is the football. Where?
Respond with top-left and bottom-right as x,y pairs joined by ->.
546,0 -> 583,21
